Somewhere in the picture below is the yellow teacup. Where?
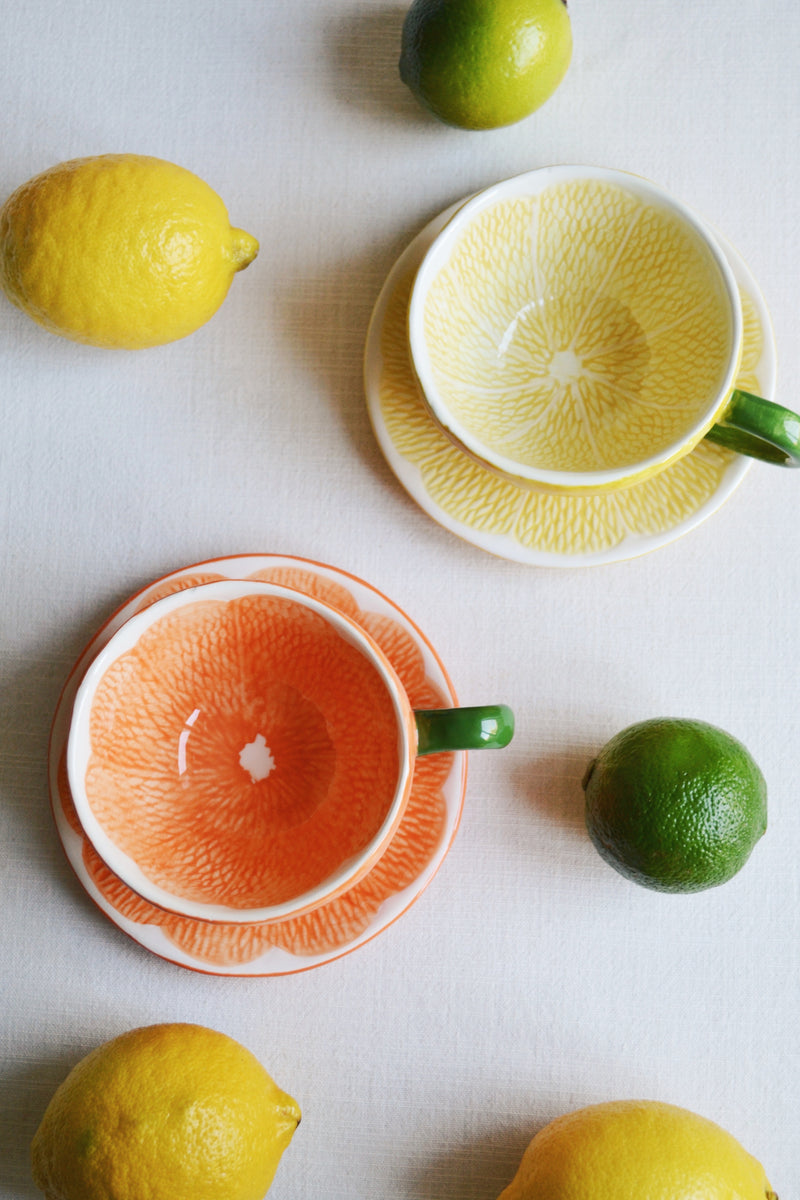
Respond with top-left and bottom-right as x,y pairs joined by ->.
408,165 -> 800,492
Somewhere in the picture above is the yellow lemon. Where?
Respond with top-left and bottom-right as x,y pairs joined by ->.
498,1100 -> 777,1200
399,0 -> 572,130
30,1023 -> 301,1200
0,154 -> 258,348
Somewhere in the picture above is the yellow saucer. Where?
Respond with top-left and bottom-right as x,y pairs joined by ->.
365,206 -> 774,566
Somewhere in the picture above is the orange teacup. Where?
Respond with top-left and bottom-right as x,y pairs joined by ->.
67,580 -> 513,924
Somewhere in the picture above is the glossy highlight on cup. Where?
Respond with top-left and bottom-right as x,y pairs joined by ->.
67,580 -> 513,924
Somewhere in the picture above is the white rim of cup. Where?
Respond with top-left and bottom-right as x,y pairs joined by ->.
407,164 -> 744,491
67,579 -> 415,924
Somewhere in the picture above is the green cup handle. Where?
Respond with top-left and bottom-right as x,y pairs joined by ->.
414,705 -> 514,756
705,388 -> 800,466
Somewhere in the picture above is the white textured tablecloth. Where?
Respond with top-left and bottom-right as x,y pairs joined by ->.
2,1 -> 799,1195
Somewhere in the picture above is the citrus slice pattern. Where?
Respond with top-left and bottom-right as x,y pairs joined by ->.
83,590 -> 404,910
52,562 -> 457,970
421,180 -> 734,473
380,255 -> 762,558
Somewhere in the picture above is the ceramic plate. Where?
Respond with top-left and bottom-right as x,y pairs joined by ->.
365,204 -> 776,567
49,555 -> 467,976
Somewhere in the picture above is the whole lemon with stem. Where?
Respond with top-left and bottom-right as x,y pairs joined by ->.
498,1100 -> 777,1200
30,1023 -> 301,1200
0,154 -> 258,348
399,0 -> 572,130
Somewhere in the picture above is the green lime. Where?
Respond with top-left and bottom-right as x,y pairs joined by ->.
399,0 -> 572,131
583,718 -> 768,893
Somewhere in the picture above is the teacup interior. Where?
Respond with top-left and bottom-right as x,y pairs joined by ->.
81,592 -> 404,911
421,178 -> 734,475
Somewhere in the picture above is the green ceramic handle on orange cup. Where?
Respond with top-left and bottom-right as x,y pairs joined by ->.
414,704 -> 515,755
67,580 -> 518,927
704,388 -> 800,465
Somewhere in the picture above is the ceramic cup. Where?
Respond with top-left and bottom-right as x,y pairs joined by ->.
66,579 -> 513,924
408,164 -> 800,492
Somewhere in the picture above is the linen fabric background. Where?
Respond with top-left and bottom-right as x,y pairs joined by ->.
1,1 -> 798,1196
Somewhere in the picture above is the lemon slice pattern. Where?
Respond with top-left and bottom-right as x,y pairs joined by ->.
421,180 -> 735,474
381,259 -> 762,556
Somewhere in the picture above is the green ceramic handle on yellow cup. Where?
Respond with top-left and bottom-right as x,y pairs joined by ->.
414,704 -> 515,755
705,388 -> 800,466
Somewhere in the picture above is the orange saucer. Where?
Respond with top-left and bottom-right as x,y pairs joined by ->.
49,555 -> 467,975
